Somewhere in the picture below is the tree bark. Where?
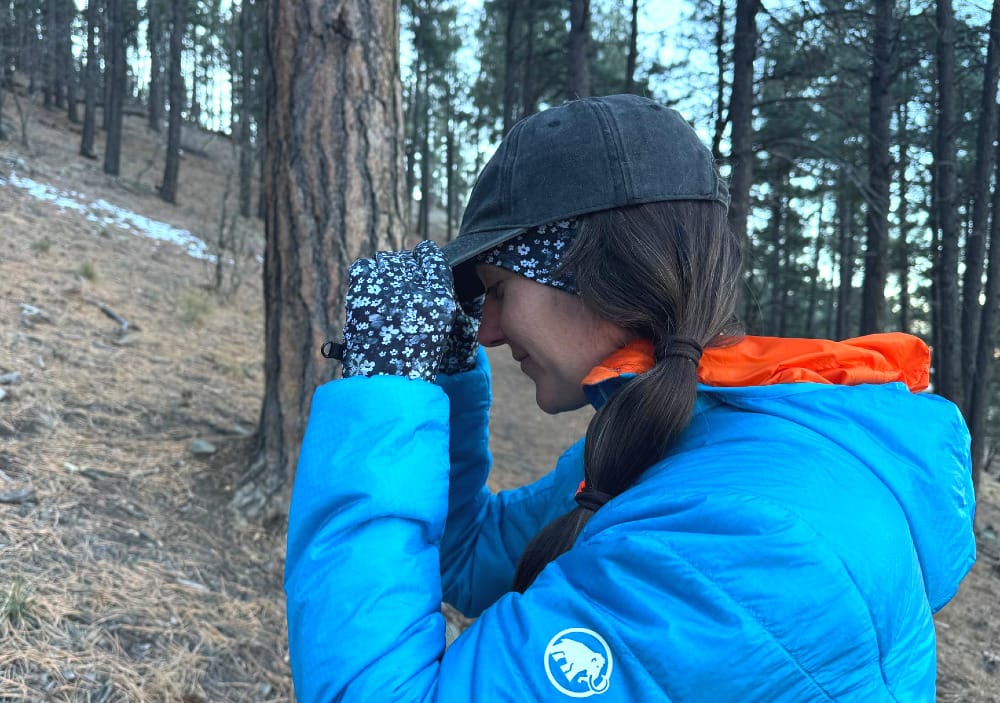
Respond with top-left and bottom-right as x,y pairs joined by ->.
726,0 -> 761,251
962,0 -> 1000,408
102,0 -> 125,175
567,0 -> 590,100
80,0 -> 100,158
860,0 -> 894,335
933,0 -> 963,408
237,0 -> 407,519
159,0 -> 185,203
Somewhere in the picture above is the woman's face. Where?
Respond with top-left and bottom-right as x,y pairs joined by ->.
475,264 -> 631,414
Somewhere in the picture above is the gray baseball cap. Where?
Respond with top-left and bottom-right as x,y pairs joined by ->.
444,94 -> 729,298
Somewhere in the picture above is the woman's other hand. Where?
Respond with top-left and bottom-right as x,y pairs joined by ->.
439,295 -> 483,375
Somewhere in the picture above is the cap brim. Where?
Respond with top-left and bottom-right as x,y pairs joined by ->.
443,226 -> 528,301
443,226 -> 529,268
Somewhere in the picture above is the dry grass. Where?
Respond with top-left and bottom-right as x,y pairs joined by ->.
2,96 -> 283,702
2,90 -> 1000,702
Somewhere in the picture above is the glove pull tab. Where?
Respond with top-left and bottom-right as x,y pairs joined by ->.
321,340 -> 345,361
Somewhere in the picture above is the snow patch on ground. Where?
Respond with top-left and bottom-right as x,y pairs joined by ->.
0,170 -> 216,262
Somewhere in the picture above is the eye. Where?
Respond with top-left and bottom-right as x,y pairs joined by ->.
484,281 -> 504,301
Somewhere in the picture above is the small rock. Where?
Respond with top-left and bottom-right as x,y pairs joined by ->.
112,333 -> 138,347
0,488 -> 37,504
64,462 -> 81,473
20,303 -> 52,324
189,439 -> 216,455
0,372 -> 22,385
0,388 -> 6,402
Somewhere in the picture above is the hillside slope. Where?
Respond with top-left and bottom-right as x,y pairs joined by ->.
1,101 -> 998,702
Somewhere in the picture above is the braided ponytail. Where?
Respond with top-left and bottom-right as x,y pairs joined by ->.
512,201 -> 743,592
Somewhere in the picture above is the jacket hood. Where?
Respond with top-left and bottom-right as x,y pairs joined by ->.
582,333 -> 975,613
583,332 -> 930,391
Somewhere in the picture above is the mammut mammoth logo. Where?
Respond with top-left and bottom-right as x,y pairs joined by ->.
543,628 -> 613,697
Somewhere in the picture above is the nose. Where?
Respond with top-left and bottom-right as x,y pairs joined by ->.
477,296 -> 505,347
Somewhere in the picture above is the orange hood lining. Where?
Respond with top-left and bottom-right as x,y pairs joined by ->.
582,333 -> 930,392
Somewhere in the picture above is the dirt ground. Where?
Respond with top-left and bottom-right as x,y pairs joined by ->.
1,99 -> 999,702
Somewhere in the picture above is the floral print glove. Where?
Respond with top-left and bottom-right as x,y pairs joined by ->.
438,296 -> 483,376
342,240 -> 457,381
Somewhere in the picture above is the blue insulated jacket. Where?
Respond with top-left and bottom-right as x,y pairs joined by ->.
285,344 -> 975,702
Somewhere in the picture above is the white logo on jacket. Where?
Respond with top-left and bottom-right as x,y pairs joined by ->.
544,628 -> 613,697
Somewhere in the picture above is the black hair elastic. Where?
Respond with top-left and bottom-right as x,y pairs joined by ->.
575,484 -> 613,513
656,336 -> 704,365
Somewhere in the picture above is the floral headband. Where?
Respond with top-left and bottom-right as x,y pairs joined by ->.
473,219 -> 578,294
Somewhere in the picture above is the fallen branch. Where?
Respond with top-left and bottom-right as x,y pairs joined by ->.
85,298 -> 141,333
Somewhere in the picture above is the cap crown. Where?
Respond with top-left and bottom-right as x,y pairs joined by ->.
445,94 -> 729,270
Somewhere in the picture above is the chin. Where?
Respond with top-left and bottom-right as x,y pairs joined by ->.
534,386 -> 588,415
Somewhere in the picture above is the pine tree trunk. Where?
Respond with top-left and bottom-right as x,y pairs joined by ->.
148,0 -> 164,131
962,0 -> 1000,407
102,2 -> 112,130
445,81 -> 455,242
711,0 -> 726,161
61,0 -> 78,123
159,0 -> 185,202
237,0 -> 255,217
521,5 -> 536,115
726,0 -> 761,251
567,0 -> 590,100
44,0 -> 56,110
417,57 -> 430,241
970,133 -> 1000,488
934,0 -> 963,408
836,184 -> 856,340
897,103 -> 911,333
80,0 -> 100,158
502,0 -> 519,135
805,190 -> 825,338
625,0 -> 639,94
237,0 -> 407,520
102,0 -> 125,176
860,0 -> 894,335
765,191 -> 785,336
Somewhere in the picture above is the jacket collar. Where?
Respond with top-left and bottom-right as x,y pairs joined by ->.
583,333 -> 930,409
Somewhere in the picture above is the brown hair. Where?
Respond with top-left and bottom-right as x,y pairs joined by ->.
512,200 -> 744,592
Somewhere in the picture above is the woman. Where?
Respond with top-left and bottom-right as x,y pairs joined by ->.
285,95 -> 975,701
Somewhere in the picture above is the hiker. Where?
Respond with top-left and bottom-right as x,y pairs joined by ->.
284,94 -> 976,701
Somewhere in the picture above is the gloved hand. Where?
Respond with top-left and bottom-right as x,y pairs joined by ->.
342,240 -> 457,381
438,296 -> 483,375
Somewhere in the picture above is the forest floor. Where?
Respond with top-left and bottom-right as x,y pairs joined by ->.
1,99 -> 999,702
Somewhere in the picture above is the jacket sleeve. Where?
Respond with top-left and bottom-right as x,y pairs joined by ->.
434,348 -> 581,616
284,374 -> 605,703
